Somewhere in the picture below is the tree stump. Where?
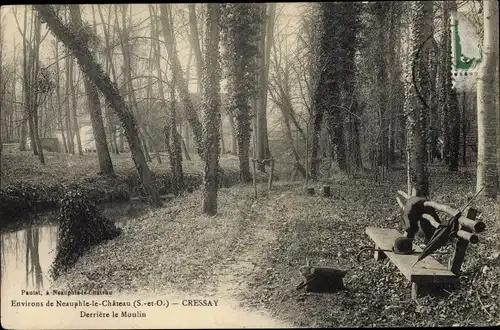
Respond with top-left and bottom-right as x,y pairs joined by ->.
306,187 -> 315,195
322,185 -> 331,197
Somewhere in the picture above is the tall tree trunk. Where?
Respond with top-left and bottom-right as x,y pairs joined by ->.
64,52 -> 74,154
69,59 -> 83,156
220,116 -> 225,154
228,112 -> 237,154
92,4 -> 118,155
447,1 -> 460,171
115,5 -> 153,163
461,92 -> 467,165
256,3 -> 275,171
97,5 -> 121,155
69,5 -> 114,175
29,10 -> 45,164
188,4 -> 203,92
409,1 -> 432,197
168,80 -> 184,194
309,89 -> 324,181
158,4 -> 204,158
35,4 -> 162,207
440,1 -> 452,165
19,7 -> 29,152
221,4 -> 261,183
202,3 -> 221,215
476,0 -> 498,197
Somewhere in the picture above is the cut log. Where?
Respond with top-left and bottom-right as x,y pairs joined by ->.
456,230 -> 478,244
421,213 -> 441,228
423,201 -> 459,216
458,216 -> 485,233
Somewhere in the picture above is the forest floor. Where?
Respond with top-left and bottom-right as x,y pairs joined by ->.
50,161 -> 500,327
0,147 -> 240,187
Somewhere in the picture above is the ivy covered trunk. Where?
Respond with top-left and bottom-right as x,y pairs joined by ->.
35,5 -> 161,207
255,3 -> 274,172
69,5 -> 114,176
439,1 -> 452,165
202,3 -> 221,215
221,4 -> 261,183
169,80 -> 184,194
447,1 -> 460,171
409,1 -> 432,198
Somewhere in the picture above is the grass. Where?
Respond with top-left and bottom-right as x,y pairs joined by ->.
0,149 -> 240,187
54,184 -> 258,295
0,149 -> 246,223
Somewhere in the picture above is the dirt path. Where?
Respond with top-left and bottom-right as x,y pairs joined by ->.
208,198 -> 292,328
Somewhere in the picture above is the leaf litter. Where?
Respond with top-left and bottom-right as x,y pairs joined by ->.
49,165 -> 499,327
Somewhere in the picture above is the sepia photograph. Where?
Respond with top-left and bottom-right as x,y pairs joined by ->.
0,1 -> 499,328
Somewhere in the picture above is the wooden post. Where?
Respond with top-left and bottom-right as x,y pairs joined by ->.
411,282 -> 420,300
449,208 -> 478,275
268,158 -> 274,190
252,159 -> 257,199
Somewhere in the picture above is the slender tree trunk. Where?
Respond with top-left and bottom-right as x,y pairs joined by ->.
188,4 -> 203,92
202,3 -> 221,215
69,5 -> 114,175
228,112 -> 237,154
159,4 -> 204,158
65,53 -> 74,154
69,59 -> 83,156
35,4 -> 162,206
32,13 -> 45,164
19,7 -> 29,152
476,0 -> 498,197
169,81 -> 184,194
220,116 -> 225,154
461,92 -> 467,165
256,3 -> 274,170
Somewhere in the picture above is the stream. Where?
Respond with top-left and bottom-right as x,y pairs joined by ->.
0,202 -> 141,297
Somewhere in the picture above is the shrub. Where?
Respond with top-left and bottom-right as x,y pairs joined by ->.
50,189 -> 122,279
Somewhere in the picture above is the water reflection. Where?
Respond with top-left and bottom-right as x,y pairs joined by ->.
1,202 -> 144,296
1,224 -> 58,295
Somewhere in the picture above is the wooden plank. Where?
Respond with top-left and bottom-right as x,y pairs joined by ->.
365,227 -> 457,284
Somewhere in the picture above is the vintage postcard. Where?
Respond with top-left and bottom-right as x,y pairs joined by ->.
1,2 -> 499,329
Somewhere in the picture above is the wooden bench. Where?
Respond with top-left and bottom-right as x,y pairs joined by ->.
365,227 -> 457,300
